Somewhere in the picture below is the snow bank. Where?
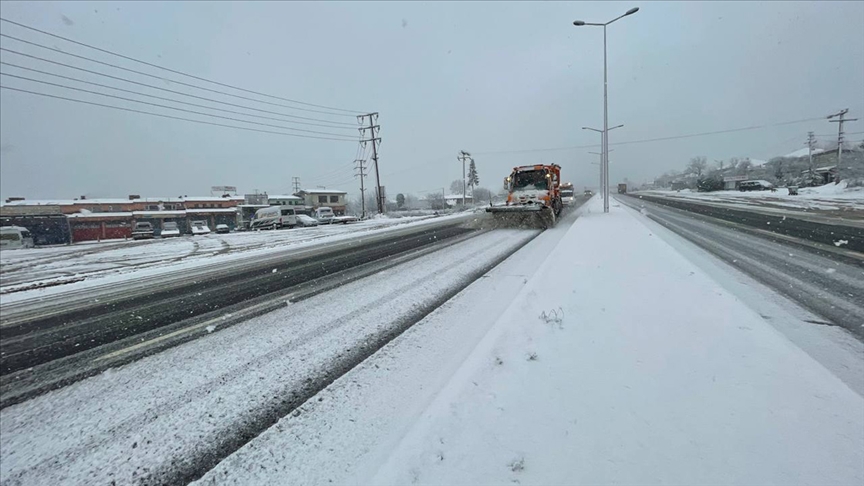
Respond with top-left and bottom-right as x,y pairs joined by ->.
368,197 -> 864,485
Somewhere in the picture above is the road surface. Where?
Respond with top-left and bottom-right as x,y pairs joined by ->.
618,195 -> 864,339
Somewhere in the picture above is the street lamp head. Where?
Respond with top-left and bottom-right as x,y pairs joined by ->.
625,7 -> 639,16
573,20 -> 586,26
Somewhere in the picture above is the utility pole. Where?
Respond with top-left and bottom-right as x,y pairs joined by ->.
354,159 -> 367,219
828,109 -> 858,182
358,113 -> 383,213
291,176 -> 301,194
806,131 -> 816,179
458,151 -> 471,207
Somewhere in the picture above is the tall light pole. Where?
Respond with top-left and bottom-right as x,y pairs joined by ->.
583,125 -> 622,201
574,7 -> 639,213
589,150 -> 614,194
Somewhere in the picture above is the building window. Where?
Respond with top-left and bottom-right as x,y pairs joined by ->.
318,195 -> 327,203
329,195 -> 339,203
147,205 -> 159,211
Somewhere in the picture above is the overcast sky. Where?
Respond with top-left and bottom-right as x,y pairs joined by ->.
1,1 -> 862,201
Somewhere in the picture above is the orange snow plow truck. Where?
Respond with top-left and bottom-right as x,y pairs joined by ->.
486,164 -> 563,229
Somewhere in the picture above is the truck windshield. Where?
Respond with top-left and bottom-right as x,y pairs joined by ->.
512,171 -> 548,190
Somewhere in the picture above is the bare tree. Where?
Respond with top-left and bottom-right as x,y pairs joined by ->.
449,179 -> 463,195
426,192 -> 446,210
472,187 -> 492,204
404,194 -> 419,209
686,156 -> 708,177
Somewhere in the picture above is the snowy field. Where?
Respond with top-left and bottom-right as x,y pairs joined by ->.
639,180 -> 864,213
194,196 -> 863,485
0,213 -> 470,303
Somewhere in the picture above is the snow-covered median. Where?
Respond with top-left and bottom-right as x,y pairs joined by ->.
640,180 -> 864,213
198,197 -> 863,485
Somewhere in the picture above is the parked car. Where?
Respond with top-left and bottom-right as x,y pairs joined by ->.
314,207 -> 335,224
0,226 -> 35,249
132,222 -> 155,240
190,220 -> 211,235
739,180 -> 774,192
215,224 -> 230,234
295,214 -> 319,227
160,221 -> 181,238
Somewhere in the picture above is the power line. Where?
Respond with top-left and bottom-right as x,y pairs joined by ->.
0,32 -> 358,118
0,48 -> 358,127
0,72 -> 357,138
0,61 -> 357,131
0,85 -> 358,142
472,116 -> 829,155
0,17 -> 365,115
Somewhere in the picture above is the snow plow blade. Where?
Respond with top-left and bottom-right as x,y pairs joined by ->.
486,205 -> 556,229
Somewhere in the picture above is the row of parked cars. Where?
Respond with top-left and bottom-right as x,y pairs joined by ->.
249,206 -> 356,230
131,221 -> 231,240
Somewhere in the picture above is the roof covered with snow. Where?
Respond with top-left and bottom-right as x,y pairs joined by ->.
267,195 -> 303,200
297,189 -> 348,195
784,147 -> 826,158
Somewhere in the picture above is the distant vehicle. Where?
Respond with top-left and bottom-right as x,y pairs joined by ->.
294,214 -> 319,227
560,182 -> 575,206
618,183 -> 628,194
160,222 -> 180,238
584,189 -> 594,197
251,206 -> 302,229
132,222 -> 155,240
0,226 -> 35,249
739,180 -> 774,192
215,224 -> 230,234
314,207 -> 335,224
190,220 -> 211,235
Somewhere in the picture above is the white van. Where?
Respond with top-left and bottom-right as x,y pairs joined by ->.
252,206 -> 303,229
0,226 -> 35,249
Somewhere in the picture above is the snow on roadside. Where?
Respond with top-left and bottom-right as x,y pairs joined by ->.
639,182 -> 864,213
195,198 -> 863,485
367,197 -> 863,485
191,207 -> 587,486
0,212 -> 472,305
0,229 -> 532,485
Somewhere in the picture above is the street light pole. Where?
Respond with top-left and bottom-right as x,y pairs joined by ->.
574,7 -> 639,213
583,125 -> 622,202
589,150 -> 614,195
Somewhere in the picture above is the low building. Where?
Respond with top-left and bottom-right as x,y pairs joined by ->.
268,195 -> 304,208
1,194 -> 243,243
801,165 -> 838,185
295,189 -> 348,216
444,194 -> 473,207
0,204 -> 71,245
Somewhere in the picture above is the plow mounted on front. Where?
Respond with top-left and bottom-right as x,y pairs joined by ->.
486,164 -> 563,229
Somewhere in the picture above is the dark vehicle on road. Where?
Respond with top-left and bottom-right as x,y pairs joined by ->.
739,180 -> 774,192
215,224 -> 230,234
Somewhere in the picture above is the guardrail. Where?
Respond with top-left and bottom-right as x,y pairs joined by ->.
627,194 -> 863,253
